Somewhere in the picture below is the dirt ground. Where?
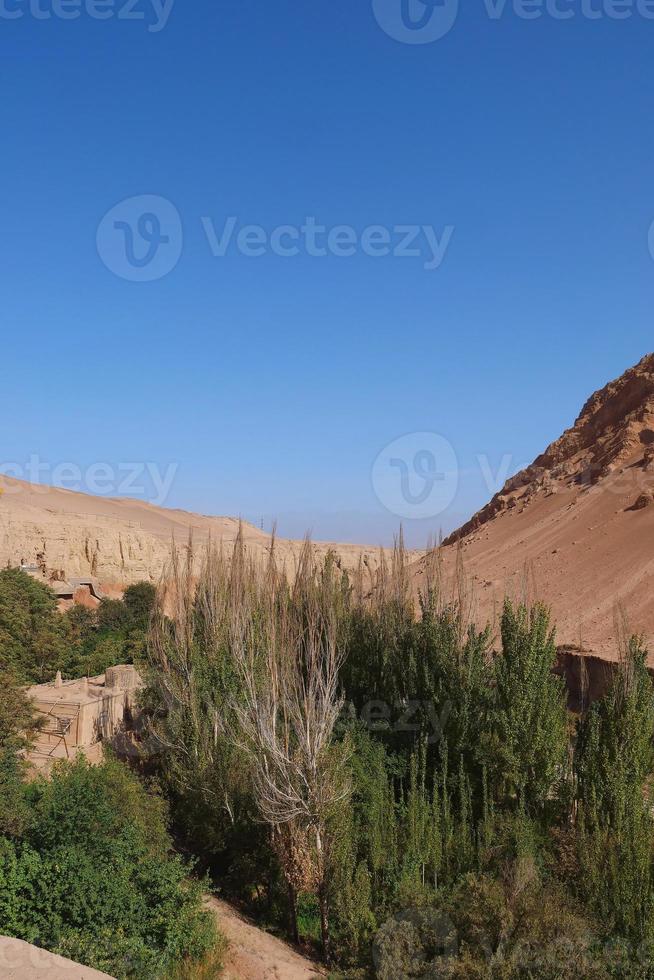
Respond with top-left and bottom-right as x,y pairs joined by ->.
1,907 -> 325,980
208,897 -> 326,980
0,936 -> 114,979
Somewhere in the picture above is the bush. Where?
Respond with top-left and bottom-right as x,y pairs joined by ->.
123,582 -> 156,631
0,670 -> 38,836
0,757 -> 221,979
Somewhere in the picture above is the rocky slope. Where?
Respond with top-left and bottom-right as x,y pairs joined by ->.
0,476 -> 386,595
418,353 -> 654,660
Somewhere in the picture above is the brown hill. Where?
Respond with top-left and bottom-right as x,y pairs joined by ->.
0,475 -> 387,597
418,353 -> 654,660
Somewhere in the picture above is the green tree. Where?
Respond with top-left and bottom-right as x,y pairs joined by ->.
575,640 -> 654,940
77,632 -> 129,677
0,670 -> 38,836
97,597 -> 131,633
63,582 -> 156,677
492,602 -> 568,813
0,569 -> 71,683
123,581 -> 156,631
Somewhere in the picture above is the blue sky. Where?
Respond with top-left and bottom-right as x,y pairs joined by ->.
1,0 -> 653,546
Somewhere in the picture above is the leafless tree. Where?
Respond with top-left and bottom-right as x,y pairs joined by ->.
229,541 -> 351,959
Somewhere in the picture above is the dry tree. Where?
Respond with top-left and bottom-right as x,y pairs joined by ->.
150,530 -> 351,959
146,532 -> 256,831
229,539 -> 351,959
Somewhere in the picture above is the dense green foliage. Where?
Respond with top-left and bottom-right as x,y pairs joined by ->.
0,568 -> 155,683
0,575 -> 220,978
4,546 -> 654,977
144,542 -> 654,977
575,639 -> 654,942
0,670 -> 38,836
66,581 -> 156,677
0,738 -> 220,978
0,569 -> 71,683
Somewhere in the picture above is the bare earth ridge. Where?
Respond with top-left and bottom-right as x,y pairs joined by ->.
413,353 -> 654,661
0,476 -> 387,595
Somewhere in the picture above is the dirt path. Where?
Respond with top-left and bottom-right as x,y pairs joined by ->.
0,936 -> 114,979
208,897 -> 326,980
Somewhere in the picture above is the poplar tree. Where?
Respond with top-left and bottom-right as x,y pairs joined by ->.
575,638 -> 654,940
492,602 -> 568,812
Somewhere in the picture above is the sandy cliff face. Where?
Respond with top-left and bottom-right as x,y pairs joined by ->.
416,354 -> 654,660
444,353 -> 654,546
0,477 -> 384,592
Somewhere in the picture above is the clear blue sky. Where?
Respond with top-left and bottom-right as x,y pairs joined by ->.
2,1 -> 653,546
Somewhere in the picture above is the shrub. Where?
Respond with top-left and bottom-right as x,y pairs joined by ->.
123,582 -> 157,631
0,757 -> 221,979
0,670 -> 38,836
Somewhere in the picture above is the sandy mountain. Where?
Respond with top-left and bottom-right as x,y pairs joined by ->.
0,476 -> 385,597
414,353 -> 654,661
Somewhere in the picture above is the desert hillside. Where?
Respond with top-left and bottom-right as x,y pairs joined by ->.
2,355 -> 653,658
416,353 -> 654,660
0,476 -> 384,594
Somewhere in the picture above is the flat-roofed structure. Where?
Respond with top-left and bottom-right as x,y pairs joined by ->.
20,563 -> 104,605
27,665 -> 142,766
